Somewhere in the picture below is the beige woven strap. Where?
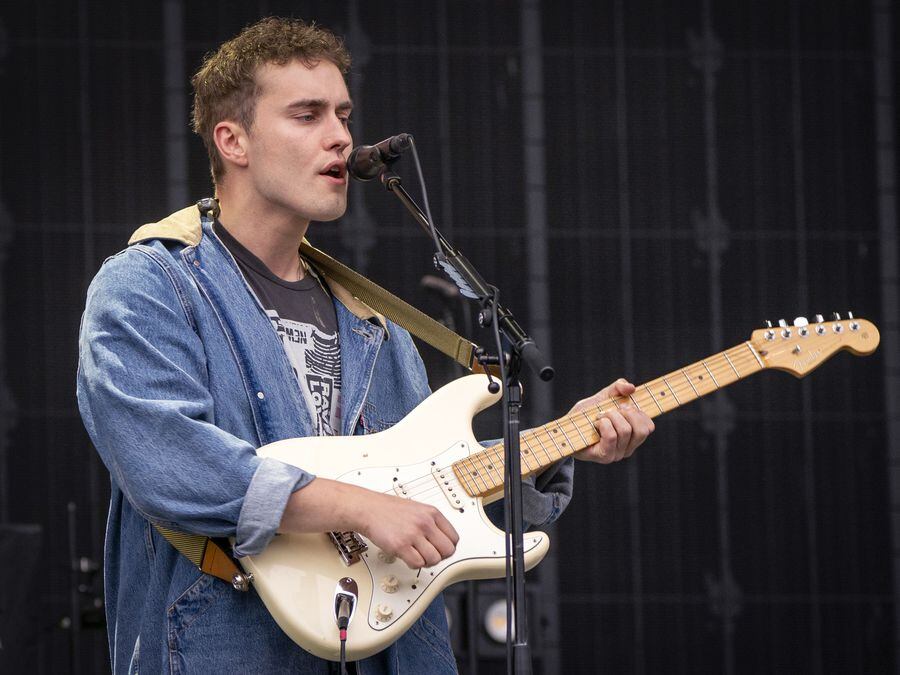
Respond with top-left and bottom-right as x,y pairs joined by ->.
299,241 -> 479,371
153,525 -> 240,585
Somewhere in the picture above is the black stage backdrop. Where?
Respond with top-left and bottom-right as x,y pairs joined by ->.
0,1 -> 897,673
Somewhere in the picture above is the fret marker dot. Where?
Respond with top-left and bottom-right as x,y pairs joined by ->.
660,391 -> 666,396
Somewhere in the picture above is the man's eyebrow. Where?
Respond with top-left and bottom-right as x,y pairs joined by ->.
285,99 -> 354,112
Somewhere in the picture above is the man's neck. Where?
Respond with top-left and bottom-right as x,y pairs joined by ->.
215,188 -> 310,282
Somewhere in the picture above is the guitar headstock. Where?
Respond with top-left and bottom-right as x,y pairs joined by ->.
750,313 -> 880,377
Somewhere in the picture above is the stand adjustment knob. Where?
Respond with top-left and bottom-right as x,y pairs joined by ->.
376,603 -> 394,622
380,575 -> 400,593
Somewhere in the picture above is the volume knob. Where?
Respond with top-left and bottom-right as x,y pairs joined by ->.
376,603 -> 394,622
380,575 -> 400,593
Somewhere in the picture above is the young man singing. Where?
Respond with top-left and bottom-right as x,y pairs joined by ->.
77,17 -> 654,673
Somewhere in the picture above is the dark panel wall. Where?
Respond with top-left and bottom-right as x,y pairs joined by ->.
0,1 -> 894,673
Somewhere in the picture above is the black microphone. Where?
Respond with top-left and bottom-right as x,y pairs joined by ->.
346,133 -> 412,181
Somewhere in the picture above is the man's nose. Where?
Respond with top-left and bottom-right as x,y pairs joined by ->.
325,116 -> 352,153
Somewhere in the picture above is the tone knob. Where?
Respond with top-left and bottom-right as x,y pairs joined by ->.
377,550 -> 396,564
380,575 -> 400,593
376,603 -> 394,622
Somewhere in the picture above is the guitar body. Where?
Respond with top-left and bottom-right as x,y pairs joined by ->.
242,375 -> 550,661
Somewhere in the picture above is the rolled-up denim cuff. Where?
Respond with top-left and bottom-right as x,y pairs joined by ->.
521,481 -> 559,527
233,457 -> 314,557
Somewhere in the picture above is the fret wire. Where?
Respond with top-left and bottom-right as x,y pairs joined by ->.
553,421 -> 577,455
519,434 -> 539,471
629,395 -> 644,412
644,384 -> 664,414
530,427 -> 556,465
454,462 -> 478,495
570,414 -> 592,448
723,352 -> 740,377
580,410 -> 603,446
481,447 -> 503,485
471,448 -> 498,489
701,360 -> 720,387
519,428 -> 548,467
543,424 -> 565,459
556,420 -> 578,455
465,456 -> 491,494
681,368 -> 700,396
453,457 -> 481,495
662,376 -> 682,405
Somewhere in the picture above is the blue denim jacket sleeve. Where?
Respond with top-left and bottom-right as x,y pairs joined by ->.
76,248 -> 312,555
481,436 -> 574,529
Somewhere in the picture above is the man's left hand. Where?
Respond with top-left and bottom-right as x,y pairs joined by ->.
569,378 -> 655,464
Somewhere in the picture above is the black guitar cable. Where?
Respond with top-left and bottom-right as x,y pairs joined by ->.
337,597 -> 351,674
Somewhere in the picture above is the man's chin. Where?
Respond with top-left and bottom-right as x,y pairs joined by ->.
310,201 -> 348,223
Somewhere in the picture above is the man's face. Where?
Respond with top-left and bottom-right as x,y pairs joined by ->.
241,59 -> 352,224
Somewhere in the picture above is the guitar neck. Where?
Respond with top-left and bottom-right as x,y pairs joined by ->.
451,341 -> 765,499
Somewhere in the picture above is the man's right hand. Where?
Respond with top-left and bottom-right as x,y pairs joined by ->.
278,477 -> 459,569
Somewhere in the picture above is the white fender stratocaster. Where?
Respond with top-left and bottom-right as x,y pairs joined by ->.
240,316 -> 879,661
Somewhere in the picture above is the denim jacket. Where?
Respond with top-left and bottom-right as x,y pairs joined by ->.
77,205 -> 573,673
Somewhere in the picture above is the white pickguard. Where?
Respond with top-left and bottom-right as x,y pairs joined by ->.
240,375 -> 550,661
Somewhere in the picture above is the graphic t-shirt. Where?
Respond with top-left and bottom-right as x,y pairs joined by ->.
216,223 -> 342,436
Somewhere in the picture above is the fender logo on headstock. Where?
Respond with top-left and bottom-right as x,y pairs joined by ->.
793,348 -> 822,372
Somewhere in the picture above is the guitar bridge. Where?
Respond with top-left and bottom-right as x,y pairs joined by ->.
329,531 -> 368,566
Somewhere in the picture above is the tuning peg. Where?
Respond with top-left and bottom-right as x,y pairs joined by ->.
831,312 -> 841,321
793,317 -> 808,327
778,319 -> 788,327
847,311 -> 854,319
764,320 -> 773,328
814,314 -> 824,323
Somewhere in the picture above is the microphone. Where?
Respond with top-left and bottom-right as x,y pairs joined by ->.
346,133 -> 412,181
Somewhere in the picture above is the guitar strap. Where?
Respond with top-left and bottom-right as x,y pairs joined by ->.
127,199 -> 487,588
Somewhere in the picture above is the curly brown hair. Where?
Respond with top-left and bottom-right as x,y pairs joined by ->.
191,17 -> 351,184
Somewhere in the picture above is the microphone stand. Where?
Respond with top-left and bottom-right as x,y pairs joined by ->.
376,166 -> 554,675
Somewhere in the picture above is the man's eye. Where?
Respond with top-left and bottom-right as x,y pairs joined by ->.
339,117 -> 352,127
296,114 -> 316,122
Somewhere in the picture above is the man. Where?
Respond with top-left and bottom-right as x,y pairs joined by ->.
77,17 -> 654,674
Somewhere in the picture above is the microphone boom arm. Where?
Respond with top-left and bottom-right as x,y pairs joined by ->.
379,170 -> 554,382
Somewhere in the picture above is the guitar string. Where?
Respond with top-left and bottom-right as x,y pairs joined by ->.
397,343 -> 768,500
392,334 -> 842,502
394,339 -> 794,502
395,343 -> 771,503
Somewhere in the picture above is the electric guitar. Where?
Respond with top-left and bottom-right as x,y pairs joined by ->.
241,315 -> 879,661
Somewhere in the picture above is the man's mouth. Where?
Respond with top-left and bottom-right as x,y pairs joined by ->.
320,161 -> 347,182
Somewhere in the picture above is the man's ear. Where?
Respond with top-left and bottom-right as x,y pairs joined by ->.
213,121 -> 250,170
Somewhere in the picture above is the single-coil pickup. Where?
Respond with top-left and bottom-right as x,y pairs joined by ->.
431,466 -> 465,511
